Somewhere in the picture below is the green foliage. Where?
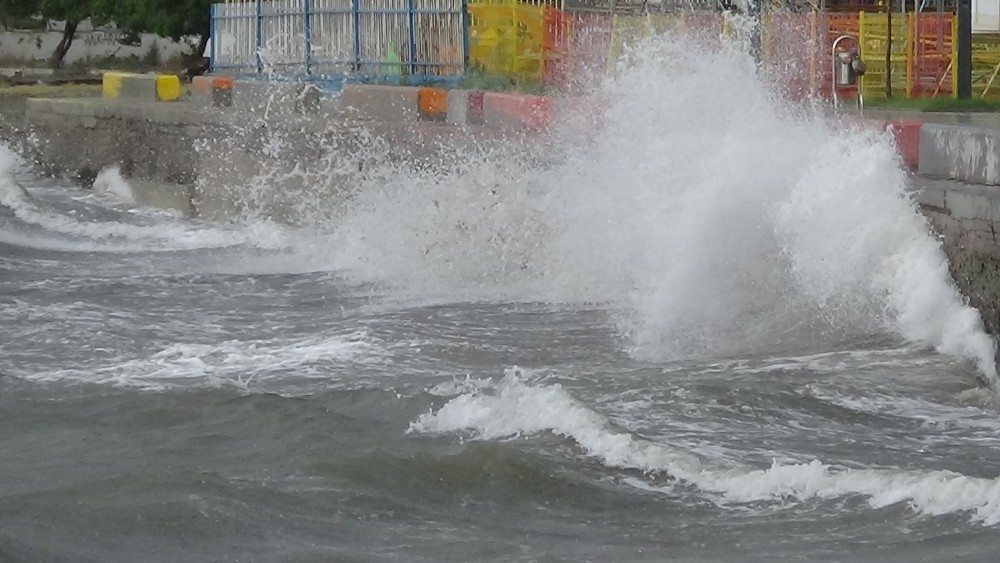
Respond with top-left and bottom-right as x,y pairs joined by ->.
37,0 -> 91,23
0,0 -> 212,40
0,0 -> 39,19
97,0 -> 211,41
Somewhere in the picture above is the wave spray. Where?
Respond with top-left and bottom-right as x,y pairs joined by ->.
322,31 -> 996,383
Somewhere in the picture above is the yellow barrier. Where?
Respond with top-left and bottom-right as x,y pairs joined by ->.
858,12 -> 910,99
606,14 -> 682,73
154,75 -> 181,101
606,13 -> 730,74
102,72 -> 125,99
102,71 -> 181,102
973,37 -> 1000,98
469,4 -> 998,100
468,0 -> 546,81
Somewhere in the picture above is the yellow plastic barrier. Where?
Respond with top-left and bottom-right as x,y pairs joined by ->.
606,15 -> 682,72
973,37 -> 1000,99
102,71 -> 181,102
468,0 -> 546,81
102,72 -> 125,99
154,75 -> 181,102
858,12 -> 910,99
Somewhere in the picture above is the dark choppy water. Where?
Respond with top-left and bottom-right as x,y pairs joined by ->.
4,154 -> 1000,563
7,35 -> 1000,560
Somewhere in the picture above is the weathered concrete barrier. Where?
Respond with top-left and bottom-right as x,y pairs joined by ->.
482,92 -> 554,130
230,80 -> 325,115
340,84 -> 448,122
446,89 -> 484,126
919,123 -> 1000,185
914,177 -> 1000,334
418,87 -> 447,121
189,75 -> 234,107
102,72 -> 181,102
884,119 -> 922,171
8,92 -> 540,223
341,84 -> 419,121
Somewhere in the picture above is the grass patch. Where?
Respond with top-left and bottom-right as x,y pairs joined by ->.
864,96 -> 1000,112
0,83 -> 101,98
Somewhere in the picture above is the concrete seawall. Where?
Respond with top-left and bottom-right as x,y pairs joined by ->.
2,82 -> 550,222
912,178 -> 1000,335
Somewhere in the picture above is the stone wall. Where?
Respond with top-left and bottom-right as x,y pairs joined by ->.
915,178 -> 1000,335
0,88 -> 539,224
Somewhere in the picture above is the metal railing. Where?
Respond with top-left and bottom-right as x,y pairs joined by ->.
210,0 -> 467,81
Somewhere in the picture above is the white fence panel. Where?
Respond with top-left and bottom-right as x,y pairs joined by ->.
213,1 -> 260,72
310,0 -> 356,75
212,0 -> 466,78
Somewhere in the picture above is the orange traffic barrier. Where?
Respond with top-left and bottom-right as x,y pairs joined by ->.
418,87 -> 447,116
212,77 -> 234,90
885,119 -> 922,170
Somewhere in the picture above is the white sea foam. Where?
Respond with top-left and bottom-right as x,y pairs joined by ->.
4,27 -> 995,382
318,32 -> 996,382
411,369 -> 1000,525
20,330 -> 382,391
0,146 -> 292,253
91,165 -> 136,204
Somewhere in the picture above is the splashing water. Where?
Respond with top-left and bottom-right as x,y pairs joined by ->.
5,27 -> 993,384
92,165 -> 136,204
0,146 -> 292,253
317,32 -> 997,385
412,369 -> 1000,525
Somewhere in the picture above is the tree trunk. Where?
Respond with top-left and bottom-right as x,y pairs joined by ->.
49,19 -> 78,69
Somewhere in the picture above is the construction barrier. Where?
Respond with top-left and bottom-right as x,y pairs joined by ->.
467,0 -> 543,80
210,1 -> 995,100
857,11 -> 910,99
565,11 -> 613,90
908,13 -> 954,98
973,37 -> 1000,98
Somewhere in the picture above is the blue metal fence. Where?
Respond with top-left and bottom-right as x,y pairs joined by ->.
210,0 -> 467,83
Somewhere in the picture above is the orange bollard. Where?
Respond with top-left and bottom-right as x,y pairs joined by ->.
418,87 -> 447,120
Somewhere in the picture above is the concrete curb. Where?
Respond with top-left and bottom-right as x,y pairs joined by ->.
340,84 -> 449,122
190,75 -> 234,107
918,123 -> 1000,185
112,73 -> 1000,184
482,92 -> 554,130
